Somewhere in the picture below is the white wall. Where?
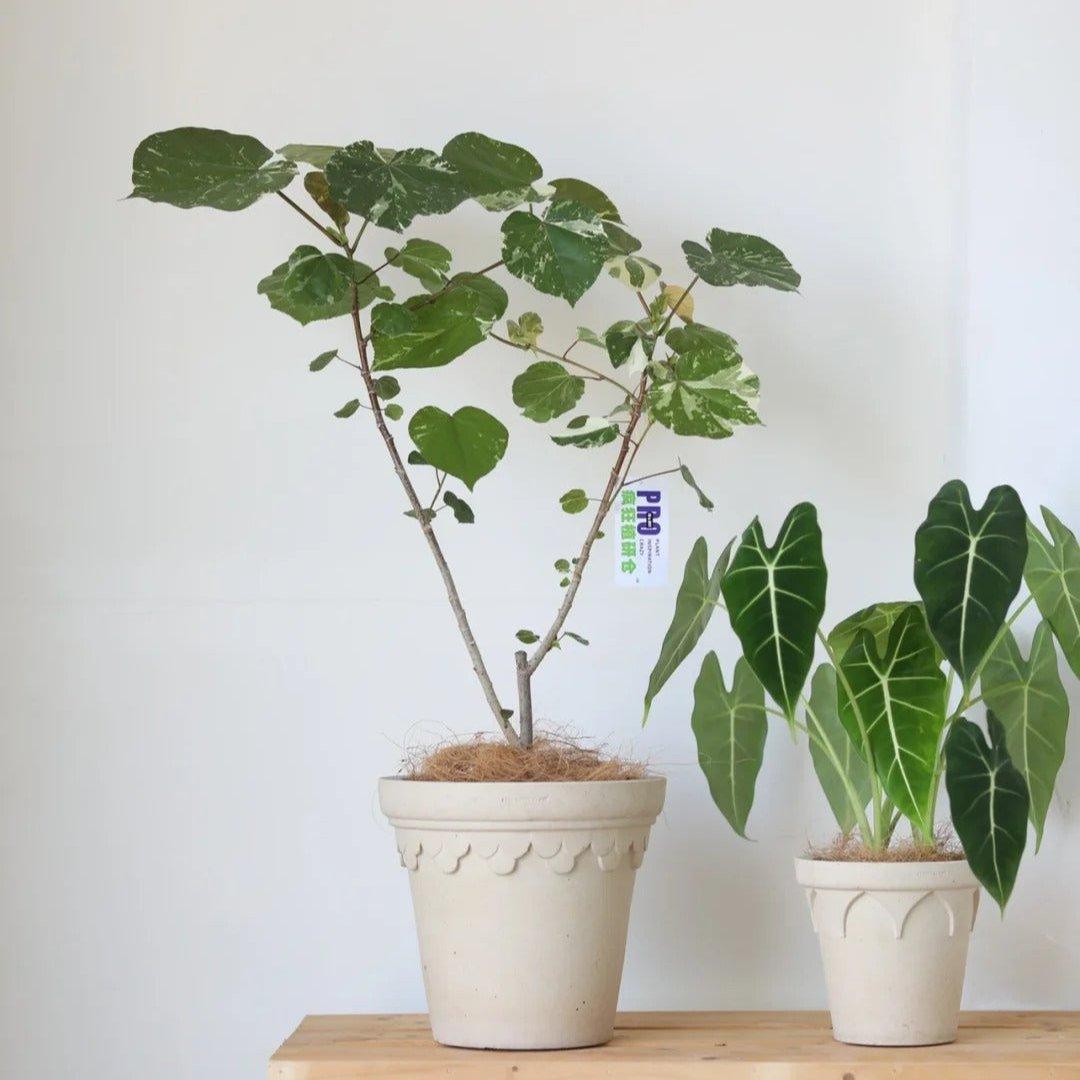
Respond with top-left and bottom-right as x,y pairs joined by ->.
1,2 -> 1076,1077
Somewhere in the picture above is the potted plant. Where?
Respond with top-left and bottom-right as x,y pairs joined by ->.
645,482 -> 1077,1046
126,126 -> 800,1049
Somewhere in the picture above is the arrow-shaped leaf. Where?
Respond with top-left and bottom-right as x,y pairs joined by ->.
642,537 -> 730,722
981,622 -> 1069,851
1025,506 -> 1080,679
691,653 -> 768,838
720,503 -> 827,723
837,604 -> 946,835
914,480 -> 1028,686
945,713 -> 1029,910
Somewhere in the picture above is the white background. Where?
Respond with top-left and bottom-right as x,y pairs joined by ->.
3,1 -> 1078,1077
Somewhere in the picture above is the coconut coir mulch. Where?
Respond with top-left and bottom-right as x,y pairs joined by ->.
404,733 -> 647,782
808,827 -> 965,862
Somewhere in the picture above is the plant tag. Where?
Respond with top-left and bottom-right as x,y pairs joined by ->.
615,485 -> 668,587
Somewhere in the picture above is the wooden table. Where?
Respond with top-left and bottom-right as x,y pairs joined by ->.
269,1011 -> 1080,1078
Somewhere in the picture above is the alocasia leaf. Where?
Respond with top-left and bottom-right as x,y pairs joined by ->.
385,238 -> 452,292
720,503 -> 826,723
683,228 -> 800,291
691,652 -> 768,838
501,200 -> 609,305
442,132 -> 542,199
913,480 -> 1028,685
1025,506 -> 1080,679
257,246 -> 391,325
642,537 -> 731,721
807,663 -> 873,835
408,406 -> 508,490
325,141 -> 467,232
837,605 -> 947,835
646,323 -> 760,439
981,622 -> 1069,850
946,713 -> 1029,909
828,600 -> 941,663
370,292 -> 486,370
511,362 -> 585,423
130,128 -> 296,211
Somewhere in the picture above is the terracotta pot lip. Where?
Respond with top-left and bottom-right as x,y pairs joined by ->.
794,855 -> 978,890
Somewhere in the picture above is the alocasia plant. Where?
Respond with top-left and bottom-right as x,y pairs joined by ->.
127,126 -> 800,748
645,481 -> 1076,909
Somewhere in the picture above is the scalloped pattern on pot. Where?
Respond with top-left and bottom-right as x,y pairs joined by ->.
803,885 -> 980,940
393,829 -> 652,875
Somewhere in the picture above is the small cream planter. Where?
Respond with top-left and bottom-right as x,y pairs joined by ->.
795,857 -> 981,1046
379,776 -> 666,1050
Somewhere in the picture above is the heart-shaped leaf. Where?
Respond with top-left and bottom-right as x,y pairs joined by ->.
512,361 -> 585,423
647,324 -> 760,439
981,622 -> 1069,851
807,663 -> 873,835
442,132 -> 542,199
325,141 -> 467,232
501,200 -> 609,305
721,504 -> 826,723
1025,506 -> 1080,679
257,247 -> 391,325
946,713 -> 1029,909
914,480 -> 1028,685
371,291 -> 486,371
682,227 -> 800,291
837,605 -> 947,835
408,406 -> 508,490
386,238 -> 452,292
559,489 -> 588,514
691,652 -> 768,838
130,128 -> 296,211
643,537 -> 731,722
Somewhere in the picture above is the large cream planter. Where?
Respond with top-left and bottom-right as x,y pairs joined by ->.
795,857 -> 981,1046
379,776 -> 666,1050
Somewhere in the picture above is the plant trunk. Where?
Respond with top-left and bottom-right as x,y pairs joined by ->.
515,650 -> 534,748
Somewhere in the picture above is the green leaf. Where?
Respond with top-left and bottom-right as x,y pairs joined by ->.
446,272 -> 509,322
647,324 -> 760,439
678,463 -> 714,511
548,177 -> 621,221
828,601 -> 943,664
691,652 -> 768,838
945,713 -> 1029,910
257,246 -> 391,325
507,311 -> 544,348
607,254 -> 662,291
550,416 -> 619,448
277,144 -> 340,169
501,200 -> 609,305
576,327 -> 605,349
442,490 -> 475,524
334,399 -> 361,418
130,127 -> 296,211
371,291 -> 486,371
837,605 -> 947,835
564,631 -> 590,646
385,239 -> 452,292
808,664 -> 873,835
981,622 -> 1069,851
407,450 -> 428,466
554,558 -> 571,572
721,503 -> 826,722
683,227 -> 800,291
642,537 -> 730,721
383,403 -> 404,421
324,141 -> 466,232
516,629 -> 539,644
408,406 -> 508,490
560,489 -> 589,514
512,361 -> 585,423
559,577 -> 571,588
1025,506 -> 1080,679
309,350 -> 337,372
442,132 -> 542,199
373,375 -> 400,400
604,320 -> 646,368
914,480 -> 1028,685
303,171 -> 349,228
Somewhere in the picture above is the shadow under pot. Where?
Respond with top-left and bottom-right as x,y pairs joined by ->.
795,857 -> 980,1046
379,776 -> 666,1050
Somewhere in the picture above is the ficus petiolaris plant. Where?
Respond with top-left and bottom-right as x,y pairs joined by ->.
126,127 -> 800,748
644,481 -> 1079,909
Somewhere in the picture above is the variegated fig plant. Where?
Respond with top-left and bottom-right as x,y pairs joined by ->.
645,481 -> 1078,908
127,127 -> 800,748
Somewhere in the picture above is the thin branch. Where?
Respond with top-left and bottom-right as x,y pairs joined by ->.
622,465 -> 680,488
489,333 -> 633,396
276,190 -> 344,247
655,275 -> 700,338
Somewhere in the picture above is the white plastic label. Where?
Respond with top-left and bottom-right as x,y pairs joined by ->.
614,485 -> 668,587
